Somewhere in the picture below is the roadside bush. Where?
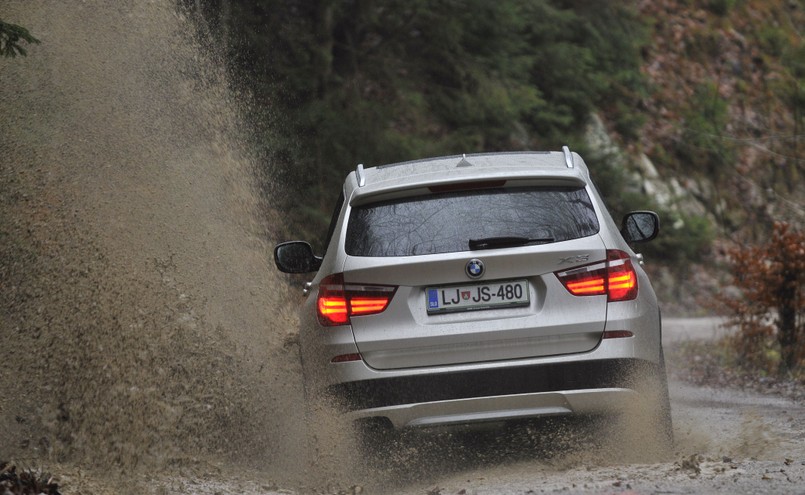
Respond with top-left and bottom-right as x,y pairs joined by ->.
719,222 -> 805,373
0,19 -> 40,58
0,462 -> 60,495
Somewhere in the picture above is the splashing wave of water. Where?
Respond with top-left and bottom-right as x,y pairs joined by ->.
0,0 -> 309,480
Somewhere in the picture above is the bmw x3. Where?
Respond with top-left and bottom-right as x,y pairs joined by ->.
275,148 -> 672,448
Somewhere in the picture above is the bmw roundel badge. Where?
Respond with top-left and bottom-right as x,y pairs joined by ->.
466,259 -> 484,279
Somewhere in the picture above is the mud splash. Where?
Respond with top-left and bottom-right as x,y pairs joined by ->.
0,0 -> 312,486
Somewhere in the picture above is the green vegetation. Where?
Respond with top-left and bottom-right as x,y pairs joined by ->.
193,0 -> 650,239
0,19 -> 39,58
678,82 -> 735,180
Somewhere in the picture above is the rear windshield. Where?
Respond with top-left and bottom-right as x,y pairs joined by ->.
345,186 -> 599,257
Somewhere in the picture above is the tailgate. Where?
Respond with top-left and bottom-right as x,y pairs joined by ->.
346,236 -> 608,370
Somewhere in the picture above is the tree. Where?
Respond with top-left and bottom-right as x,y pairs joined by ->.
720,222 -> 805,373
0,19 -> 40,58
190,0 -> 650,241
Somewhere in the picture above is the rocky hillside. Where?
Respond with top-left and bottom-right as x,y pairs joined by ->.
636,0 -> 804,237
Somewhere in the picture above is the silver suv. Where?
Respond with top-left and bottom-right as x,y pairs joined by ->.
275,148 -> 671,448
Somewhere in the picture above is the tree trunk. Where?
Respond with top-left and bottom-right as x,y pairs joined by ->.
778,266 -> 798,373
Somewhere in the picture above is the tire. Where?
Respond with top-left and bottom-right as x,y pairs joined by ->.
621,349 -> 674,459
654,347 -> 675,451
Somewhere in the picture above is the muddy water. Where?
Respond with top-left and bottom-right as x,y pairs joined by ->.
0,0 -> 319,487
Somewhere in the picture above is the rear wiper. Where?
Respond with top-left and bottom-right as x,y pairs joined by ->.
468,236 -> 555,250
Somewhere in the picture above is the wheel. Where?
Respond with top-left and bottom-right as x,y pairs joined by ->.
654,348 -> 674,451
616,350 -> 674,460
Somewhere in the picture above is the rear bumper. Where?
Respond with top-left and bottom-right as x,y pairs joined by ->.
327,357 -> 662,428
347,388 -> 636,428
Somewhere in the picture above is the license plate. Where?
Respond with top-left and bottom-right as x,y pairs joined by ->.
426,280 -> 530,314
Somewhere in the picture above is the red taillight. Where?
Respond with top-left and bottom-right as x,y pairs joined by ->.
317,273 -> 397,326
555,250 -> 638,302
318,273 -> 350,325
350,297 -> 392,315
605,250 -> 638,301
556,260 -> 608,297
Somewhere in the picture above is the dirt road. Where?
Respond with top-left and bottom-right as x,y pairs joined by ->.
379,318 -> 805,495
126,318 -> 803,495
378,318 -> 805,494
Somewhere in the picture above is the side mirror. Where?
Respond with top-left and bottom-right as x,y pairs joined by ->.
273,241 -> 322,273
621,211 -> 660,243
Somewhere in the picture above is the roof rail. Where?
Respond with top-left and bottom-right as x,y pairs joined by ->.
356,163 -> 366,187
562,145 -> 574,168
